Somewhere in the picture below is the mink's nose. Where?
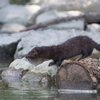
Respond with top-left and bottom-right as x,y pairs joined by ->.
25,54 -> 30,58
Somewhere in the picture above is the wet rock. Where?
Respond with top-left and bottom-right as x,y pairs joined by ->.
1,23 -> 26,33
56,62 -> 95,89
22,72 -> 48,88
1,59 -> 57,89
1,68 -> 22,83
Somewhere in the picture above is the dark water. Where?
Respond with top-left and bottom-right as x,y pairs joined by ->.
0,60 -> 100,100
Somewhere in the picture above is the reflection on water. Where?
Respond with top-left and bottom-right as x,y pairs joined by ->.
0,60 -> 100,100
0,89 -> 99,100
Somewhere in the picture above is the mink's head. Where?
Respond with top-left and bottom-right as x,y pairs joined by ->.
25,46 -> 49,59
25,47 -> 41,59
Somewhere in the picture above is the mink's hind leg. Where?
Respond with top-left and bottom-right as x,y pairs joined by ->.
77,48 -> 93,61
49,58 -> 63,67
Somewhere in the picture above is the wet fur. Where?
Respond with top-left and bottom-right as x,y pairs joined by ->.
26,36 -> 100,66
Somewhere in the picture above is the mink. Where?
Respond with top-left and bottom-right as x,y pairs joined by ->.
25,36 -> 100,66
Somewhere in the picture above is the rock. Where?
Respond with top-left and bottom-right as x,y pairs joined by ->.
1,57 -> 100,90
0,0 -> 10,8
9,58 -> 57,77
1,68 -> 22,82
1,23 -> 26,33
1,59 -> 57,88
0,38 -> 20,60
31,60 -> 57,76
9,57 -> 35,70
0,32 -> 26,60
1,68 -> 29,89
30,0 -> 99,12
56,62 -> 95,89
0,5 -> 40,25
36,10 -> 84,30
87,23 -> 100,32
22,72 -> 48,89
15,29 -> 100,59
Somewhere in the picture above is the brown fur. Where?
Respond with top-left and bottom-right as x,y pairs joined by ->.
25,36 -> 100,66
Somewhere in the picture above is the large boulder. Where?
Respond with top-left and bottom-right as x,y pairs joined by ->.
56,63 -> 94,89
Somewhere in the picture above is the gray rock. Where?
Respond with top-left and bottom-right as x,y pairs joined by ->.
0,32 -> 26,60
35,10 -> 84,30
0,0 -> 10,8
0,39 -> 20,60
87,23 -> 100,32
30,0 -> 100,12
1,59 -> 57,89
1,23 -> 26,33
1,68 -> 22,82
22,72 -> 48,89
0,5 -> 40,25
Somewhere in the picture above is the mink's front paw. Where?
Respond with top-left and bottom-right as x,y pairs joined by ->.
49,61 -> 55,66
